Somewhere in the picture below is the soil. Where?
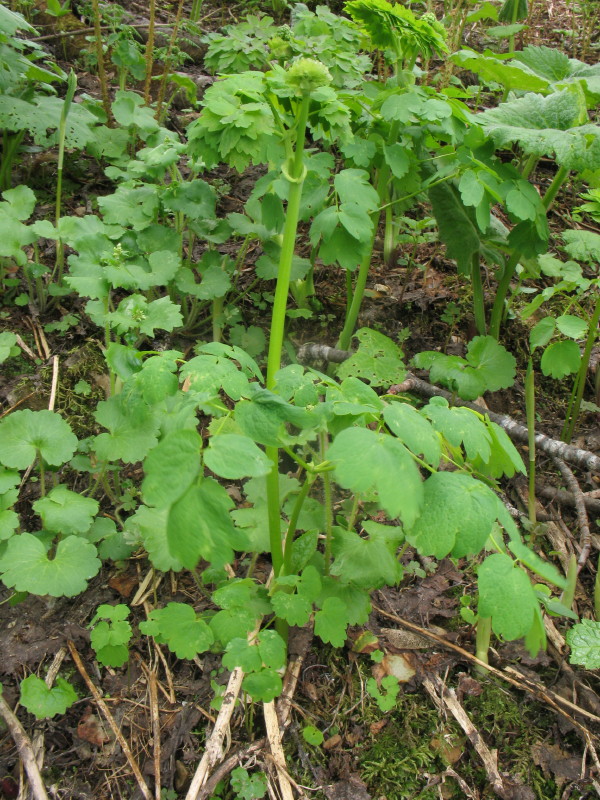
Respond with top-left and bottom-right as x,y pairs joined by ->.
1,1 -> 600,799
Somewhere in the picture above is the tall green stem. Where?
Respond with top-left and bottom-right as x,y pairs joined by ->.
525,357 -> 536,524
336,168 -> 387,351
475,616 -> 492,675
265,95 -> 311,578
561,295 -> 600,443
144,0 -> 156,104
470,251 -> 486,335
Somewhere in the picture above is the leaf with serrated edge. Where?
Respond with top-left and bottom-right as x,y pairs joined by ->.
478,553 -> 537,640
139,602 -> 214,658
328,427 -> 423,526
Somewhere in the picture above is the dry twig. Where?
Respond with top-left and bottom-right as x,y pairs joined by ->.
372,604 -> 600,731
422,674 -> 507,798
67,640 -> 152,800
264,702 -> 295,800
553,458 -> 593,571
0,693 -> 49,800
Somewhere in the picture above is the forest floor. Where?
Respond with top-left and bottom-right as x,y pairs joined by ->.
0,0 -> 600,799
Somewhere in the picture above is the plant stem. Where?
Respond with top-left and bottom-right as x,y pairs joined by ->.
320,432 -> 333,576
90,0 -> 113,125
37,451 -> 46,498
154,0 -> 185,122
54,71 -> 76,284
282,475 -> 312,575
475,616 -> 492,675
525,357 -> 537,524
562,295 -> 600,443
265,94 -> 311,578
470,251 -> 486,335
560,554 -> 577,610
143,0 -> 156,104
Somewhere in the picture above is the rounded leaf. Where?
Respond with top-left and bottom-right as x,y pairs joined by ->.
0,533 -> 101,597
0,409 -> 77,469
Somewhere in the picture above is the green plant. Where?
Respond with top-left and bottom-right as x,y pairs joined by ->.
19,674 -> 77,719
89,603 -> 133,666
574,187 -> 600,223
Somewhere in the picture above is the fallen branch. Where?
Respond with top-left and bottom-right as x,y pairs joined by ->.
553,458 -> 592,572
0,693 -> 49,800
263,702 -> 295,800
536,484 -> 600,515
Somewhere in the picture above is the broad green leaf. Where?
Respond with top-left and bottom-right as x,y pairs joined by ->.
451,50 -> 549,92
337,328 -> 406,387
478,553 -> 538,639
567,619 -> 600,669
529,317 -> 556,350
465,336 -> 516,393
230,767 -> 268,800
334,169 -> 380,211
406,472 -> 499,558
331,522 -> 404,588
90,605 -> 132,668
204,434 -> 271,479
142,429 -> 202,507
328,427 -> 423,526
424,397 -> 492,462
0,533 -> 100,597
562,229 -> 600,263
94,394 -> 159,463
314,597 -> 349,647
140,603 -> 214,658
167,478 -> 247,569
512,44 -> 600,95
478,88 -> 600,172
20,675 -> 77,719
540,340 -> 581,379
428,180 -> 480,276
383,143 -> 410,179
242,669 -> 282,702
124,505 -> 182,572
33,485 -> 98,535
508,540 -> 566,588
472,420 -> 526,479
0,409 -> 77,469
383,402 -> 442,467
555,314 -> 587,340
270,591 -> 312,627
0,331 -> 17,363
223,638 -> 263,672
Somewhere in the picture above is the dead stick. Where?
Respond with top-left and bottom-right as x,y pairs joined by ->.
30,23 -> 173,43
149,672 -> 161,800
553,458 -> 592,571
184,667 -> 244,800
0,693 -> 49,800
537,484 -> 600,515
67,641 -> 152,800
423,674 -> 507,799
263,702 -> 294,800
372,604 -> 600,730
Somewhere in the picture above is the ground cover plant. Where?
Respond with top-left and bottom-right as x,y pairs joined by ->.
0,0 -> 599,798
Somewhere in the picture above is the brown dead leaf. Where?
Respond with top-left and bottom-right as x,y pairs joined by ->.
325,775 -> 371,800
77,706 -> 111,746
323,734 -> 343,751
108,571 -> 138,598
532,742 -> 582,786
456,673 -> 483,700
369,719 -> 388,736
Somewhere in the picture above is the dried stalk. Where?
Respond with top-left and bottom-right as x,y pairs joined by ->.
0,693 -> 49,800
